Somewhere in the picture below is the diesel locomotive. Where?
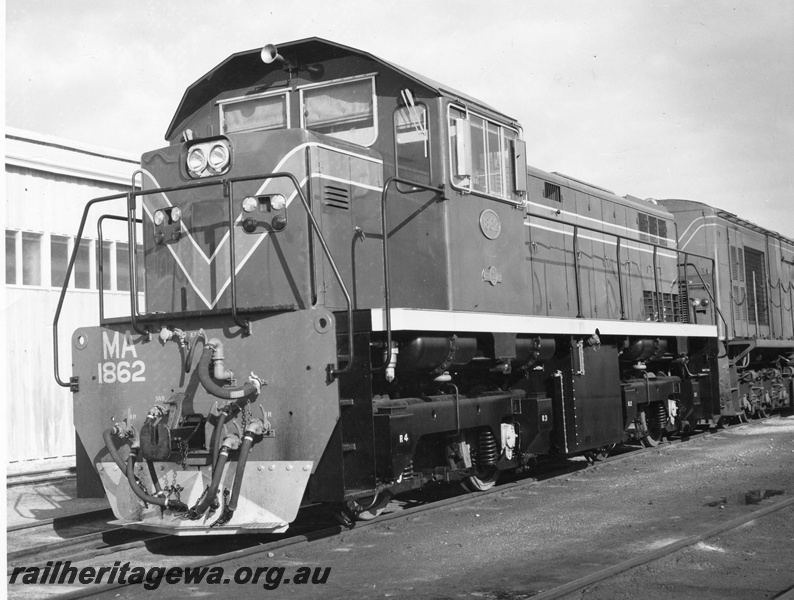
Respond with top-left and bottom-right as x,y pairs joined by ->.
54,38 -> 793,535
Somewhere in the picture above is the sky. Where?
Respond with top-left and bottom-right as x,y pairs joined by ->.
5,0 -> 794,236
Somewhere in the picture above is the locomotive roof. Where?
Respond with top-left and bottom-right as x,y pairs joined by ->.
165,37 -> 517,140
658,198 -> 794,247
527,165 -> 674,219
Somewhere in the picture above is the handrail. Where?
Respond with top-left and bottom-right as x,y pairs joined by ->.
127,171 -> 149,340
526,209 -> 717,326
225,180 -> 249,336
96,214 -> 142,323
218,171 -> 355,377
53,192 -> 128,388
680,261 -> 729,335
380,177 -> 446,366
55,169 -> 359,388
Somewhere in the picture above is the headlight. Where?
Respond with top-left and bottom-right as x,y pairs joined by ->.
154,210 -> 165,226
242,196 -> 259,213
171,206 -> 182,222
270,194 -> 287,211
187,147 -> 207,175
208,143 -> 230,171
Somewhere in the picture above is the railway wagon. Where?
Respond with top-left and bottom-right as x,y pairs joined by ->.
56,38 -> 722,535
660,199 -> 794,419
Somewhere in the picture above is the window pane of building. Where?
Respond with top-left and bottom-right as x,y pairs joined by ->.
101,241 -> 113,291
22,233 -> 42,286
51,235 -> 70,288
74,239 -> 91,289
6,231 -> 17,284
136,244 -> 145,292
116,242 -> 130,291
116,242 -> 145,293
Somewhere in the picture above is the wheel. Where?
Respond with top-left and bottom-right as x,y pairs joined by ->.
641,403 -> 666,447
641,431 -> 662,447
351,492 -> 392,521
461,465 -> 499,492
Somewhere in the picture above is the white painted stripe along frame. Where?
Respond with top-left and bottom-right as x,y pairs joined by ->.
370,308 -> 718,338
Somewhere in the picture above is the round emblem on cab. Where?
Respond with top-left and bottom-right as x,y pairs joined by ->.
479,209 -> 501,240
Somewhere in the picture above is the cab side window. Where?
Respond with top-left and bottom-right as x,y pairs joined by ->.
394,104 -> 430,184
448,105 -> 525,200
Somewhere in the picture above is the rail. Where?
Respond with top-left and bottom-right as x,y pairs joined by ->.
380,177 -> 446,361
96,214 -> 142,324
54,171 -> 356,389
680,258 -> 729,334
53,192 -> 129,389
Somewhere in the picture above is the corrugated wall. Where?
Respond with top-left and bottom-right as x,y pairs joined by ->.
5,141 -> 140,464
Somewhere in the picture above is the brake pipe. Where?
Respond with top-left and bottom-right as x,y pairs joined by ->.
125,447 -> 188,513
103,426 -> 133,474
184,329 -> 206,374
224,418 -> 265,522
187,434 -> 240,520
197,339 -> 264,400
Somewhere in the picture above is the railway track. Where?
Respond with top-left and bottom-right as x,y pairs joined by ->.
7,468 -> 77,487
536,494 -> 794,600
6,416 -> 784,599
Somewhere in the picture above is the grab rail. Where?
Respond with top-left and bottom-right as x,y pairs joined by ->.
55,170 -> 356,389
380,177 -> 446,364
526,209 -> 717,326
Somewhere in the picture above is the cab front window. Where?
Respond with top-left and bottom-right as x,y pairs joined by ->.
220,92 -> 288,134
301,76 -> 377,146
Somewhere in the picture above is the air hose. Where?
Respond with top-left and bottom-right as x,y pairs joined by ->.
187,436 -> 239,520
226,436 -> 253,514
103,426 -> 131,473
217,418 -> 265,526
197,342 -> 262,401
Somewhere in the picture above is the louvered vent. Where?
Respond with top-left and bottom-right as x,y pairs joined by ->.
324,185 -> 350,209
543,182 -> 562,202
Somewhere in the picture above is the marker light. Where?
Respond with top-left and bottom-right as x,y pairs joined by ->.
208,143 -> 230,171
270,194 -> 287,211
242,196 -> 259,213
154,210 -> 165,226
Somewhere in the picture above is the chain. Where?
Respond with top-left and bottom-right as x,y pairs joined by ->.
242,401 -> 251,433
179,439 -> 189,470
160,440 -> 189,504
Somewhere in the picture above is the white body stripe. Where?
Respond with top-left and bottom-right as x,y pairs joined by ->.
142,142 -> 383,309
526,200 -> 676,246
526,221 -> 678,260
370,308 -> 718,338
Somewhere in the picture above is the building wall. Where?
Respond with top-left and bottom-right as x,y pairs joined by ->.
4,129 -> 142,464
